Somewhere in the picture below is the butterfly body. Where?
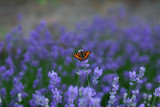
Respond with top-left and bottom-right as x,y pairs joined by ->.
73,50 -> 91,61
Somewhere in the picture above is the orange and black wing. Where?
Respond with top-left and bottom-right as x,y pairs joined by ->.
83,51 -> 91,60
73,52 -> 83,61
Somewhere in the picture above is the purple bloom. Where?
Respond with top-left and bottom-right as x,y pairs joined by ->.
145,83 -> 153,90
37,68 -> 42,79
120,87 -> 127,95
14,103 -> 23,107
52,88 -> 62,104
30,91 -> 49,107
102,74 -> 115,83
123,93 -> 136,107
153,87 -> 160,97
23,52 -> 31,63
31,60 -> 39,67
64,56 -> 72,65
132,90 -> 139,94
80,59 -> 90,68
33,79 -> 39,89
5,56 -> 14,68
129,71 -> 137,83
2,69 -> 14,81
76,69 -> 91,76
102,86 -> 111,93
10,82 -> 24,98
129,66 -> 146,85
66,85 -> 78,104
137,67 -> 146,83
78,87 -> 98,107
92,67 -> 103,84
108,76 -> 119,105
111,76 -> 119,94
138,103 -> 145,107
0,66 -> 6,73
0,88 -> 6,99
48,70 -> 61,85
91,97 -> 101,107
52,63 -> 57,69
65,103 -> 74,107
108,95 -> 117,106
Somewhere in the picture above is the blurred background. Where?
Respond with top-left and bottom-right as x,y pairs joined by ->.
0,0 -> 160,38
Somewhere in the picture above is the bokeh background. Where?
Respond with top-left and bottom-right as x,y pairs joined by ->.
0,0 -> 160,38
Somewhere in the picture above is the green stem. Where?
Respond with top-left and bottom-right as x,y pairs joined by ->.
151,96 -> 156,107
128,85 -> 131,97
75,75 -> 80,107
87,75 -> 90,87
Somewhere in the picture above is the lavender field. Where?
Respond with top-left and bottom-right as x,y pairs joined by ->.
0,7 -> 160,107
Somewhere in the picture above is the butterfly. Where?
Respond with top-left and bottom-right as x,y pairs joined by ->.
73,50 -> 91,61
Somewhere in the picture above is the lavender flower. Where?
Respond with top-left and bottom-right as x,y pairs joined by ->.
136,67 -> 146,83
33,79 -> 39,89
80,59 -> 90,68
91,97 -> 101,107
123,67 -> 146,107
123,92 -> 137,107
129,71 -> 137,82
14,103 -> 23,107
52,88 -> 62,104
10,82 -> 25,98
66,85 -> 78,105
92,67 -> 103,84
107,76 -> 119,106
138,103 -> 145,107
78,87 -> 99,107
142,93 -> 152,107
0,88 -> 6,99
129,71 -> 137,85
145,83 -> 153,90
30,91 -> 49,107
153,87 -> 160,97
76,59 -> 91,76
48,70 -> 61,85
76,69 -> 91,76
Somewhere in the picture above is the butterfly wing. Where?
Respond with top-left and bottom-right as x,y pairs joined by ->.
73,52 -> 83,61
83,51 -> 91,59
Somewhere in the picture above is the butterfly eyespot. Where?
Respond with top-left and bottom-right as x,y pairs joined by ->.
73,50 -> 91,61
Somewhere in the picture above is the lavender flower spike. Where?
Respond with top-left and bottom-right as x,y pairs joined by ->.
76,69 -> 91,76
65,85 -> 78,107
129,71 -> 137,85
80,59 -> 90,68
30,91 -> 49,107
92,67 -> 103,84
151,87 -> 160,107
137,66 -> 146,83
48,70 -> 61,85
107,76 -> 119,106
153,87 -> 160,97
78,87 -> 97,107
52,88 -> 62,104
